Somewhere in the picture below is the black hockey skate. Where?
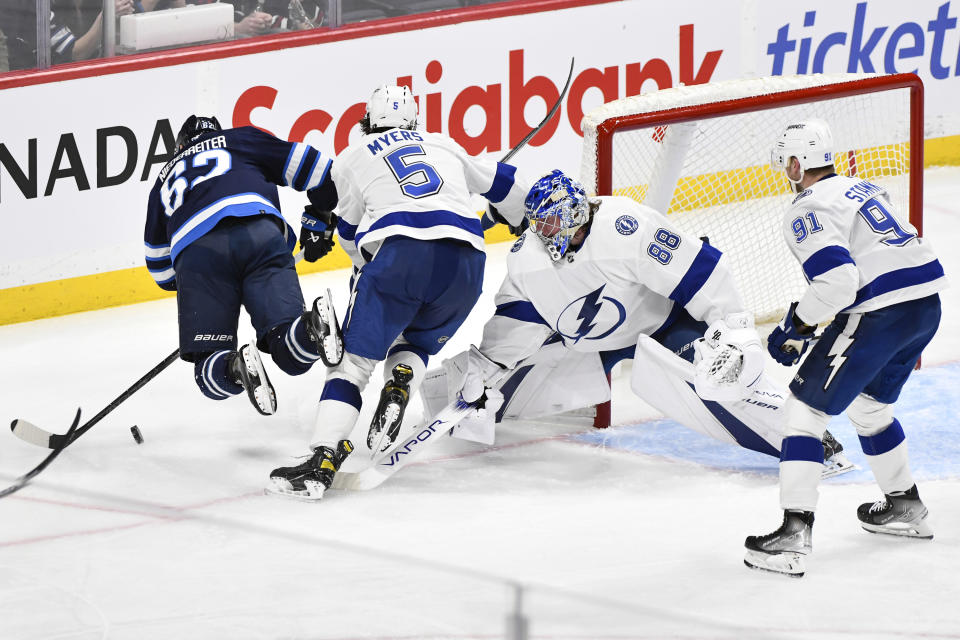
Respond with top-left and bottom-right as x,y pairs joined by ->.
303,289 -> 343,367
267,439 -> 354,501
744,510 -> 814,577
228,344 -> 277,416
367,364 -> 415,455
821,430 -> 856,478
857,484 -> 933,539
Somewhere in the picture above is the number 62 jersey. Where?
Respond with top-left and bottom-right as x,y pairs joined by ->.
144,126 -> 333,291
783,174 -> 947,325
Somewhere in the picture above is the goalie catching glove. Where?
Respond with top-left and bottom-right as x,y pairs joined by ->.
766,302 -> 817,366
693,313 -> 764,401
299,205 -> 338,262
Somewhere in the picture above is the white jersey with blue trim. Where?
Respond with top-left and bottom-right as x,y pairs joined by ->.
783,174 -> 947,324
479,196 -> 748,369
332,129 -> 527,262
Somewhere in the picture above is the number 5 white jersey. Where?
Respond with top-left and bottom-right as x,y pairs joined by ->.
331,129 -> 528,262
783,174 -> 947,324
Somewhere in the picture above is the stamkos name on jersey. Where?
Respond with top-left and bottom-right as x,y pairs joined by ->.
366,130 -> 424,155
844,180 -> 884,203
194,334 -> 233,341
158,135 -> 228,183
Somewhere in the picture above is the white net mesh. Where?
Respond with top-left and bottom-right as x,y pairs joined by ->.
581,73 -> 915,324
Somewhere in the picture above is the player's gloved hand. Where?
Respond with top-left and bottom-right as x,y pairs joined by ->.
460,345 -> 504,404
450,388 -> 504,445
299,206 -> 338,262
693,313 -> 764,401
767,302 -> 817,366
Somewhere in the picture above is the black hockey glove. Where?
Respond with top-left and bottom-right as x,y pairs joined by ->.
487,204 -> 529,237
299,205 -> 338,262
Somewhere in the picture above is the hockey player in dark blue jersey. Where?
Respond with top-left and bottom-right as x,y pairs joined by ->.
144,115 -> 342,415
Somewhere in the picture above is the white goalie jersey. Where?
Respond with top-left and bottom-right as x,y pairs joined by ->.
331,129 -> 527,264
479,196 -> 748,368
784,174 -> 947,324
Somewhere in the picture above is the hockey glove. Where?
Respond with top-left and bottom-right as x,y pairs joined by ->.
299,206 -> 338,262
693,313 -> 764,401
460,345 -> 504,404
767,302 -> 817,366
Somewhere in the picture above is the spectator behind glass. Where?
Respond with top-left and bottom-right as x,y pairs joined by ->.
6,0 -> 92,70
191,0 -> 323,37
52,0 -> 186,59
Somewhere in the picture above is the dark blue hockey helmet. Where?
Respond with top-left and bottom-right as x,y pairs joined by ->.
176,115 -> 222,151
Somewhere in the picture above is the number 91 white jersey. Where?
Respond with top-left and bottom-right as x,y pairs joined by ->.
783,174 -> 947,324
332,129 -> 527,261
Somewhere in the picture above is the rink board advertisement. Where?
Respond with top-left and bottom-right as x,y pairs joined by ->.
1,0 -> 959,324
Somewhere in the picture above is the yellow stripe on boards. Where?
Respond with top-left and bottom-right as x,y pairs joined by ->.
2,134 -> 958,327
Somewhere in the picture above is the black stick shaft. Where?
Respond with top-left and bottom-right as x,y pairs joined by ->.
0,348 -> 180,498
66,348 -> 180,445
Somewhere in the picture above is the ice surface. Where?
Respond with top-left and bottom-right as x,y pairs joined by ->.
2,169 -> 960,639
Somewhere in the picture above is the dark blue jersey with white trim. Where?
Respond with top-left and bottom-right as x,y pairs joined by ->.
144,126 -> 332,290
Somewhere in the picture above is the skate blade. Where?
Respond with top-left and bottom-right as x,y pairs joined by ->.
861,519 -> 934,539
316,290 -> 343,366
743,550 -> 805,577
368,404 -> 402,457
242,346 -> 277,415
822,452 -> 857,479
265,477 -> 326,501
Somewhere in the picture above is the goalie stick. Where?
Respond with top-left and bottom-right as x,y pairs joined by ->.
331,395 -> 478,491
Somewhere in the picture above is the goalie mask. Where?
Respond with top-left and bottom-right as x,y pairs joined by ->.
361,85 -> 418,134
524,170 -> 590,261
176,115 -> 222,151
770,118 -> 835,189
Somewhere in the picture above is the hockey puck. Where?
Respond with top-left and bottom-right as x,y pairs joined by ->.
130,425 -> 144,444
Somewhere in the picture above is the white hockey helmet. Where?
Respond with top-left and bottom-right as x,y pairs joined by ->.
364,85 -> 418,132
770,118 -> 835,175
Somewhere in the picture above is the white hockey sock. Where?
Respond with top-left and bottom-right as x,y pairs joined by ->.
780,460 -> 823,512
310,377 -> 362,450
859,420 -> 916,494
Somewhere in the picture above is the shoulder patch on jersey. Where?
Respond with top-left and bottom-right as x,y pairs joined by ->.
511,234 -> 526,252
792,189 -> 812,205
615,215 -> 639,235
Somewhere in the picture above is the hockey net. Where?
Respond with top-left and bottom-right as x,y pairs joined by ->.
580,72 -> 924,427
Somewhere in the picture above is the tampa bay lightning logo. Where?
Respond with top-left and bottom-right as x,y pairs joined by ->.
556,285 -> 626,343
511,234 -> 526,252
615,215 -> 639,235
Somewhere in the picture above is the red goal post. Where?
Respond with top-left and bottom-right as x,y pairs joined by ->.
580,73 -> 925,428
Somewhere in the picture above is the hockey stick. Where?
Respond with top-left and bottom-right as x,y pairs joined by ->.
9,349 -> 181,451
2,348 -> 180,498
332,396 -> 478,491
9,250 -> 309,451
481,58 -> 575,231
501,57 -> 575,164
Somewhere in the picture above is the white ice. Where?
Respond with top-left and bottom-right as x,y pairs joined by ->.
2,169 -> 960,640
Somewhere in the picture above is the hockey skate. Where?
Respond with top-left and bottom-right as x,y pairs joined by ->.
857,484 -> 933,539
229,344 -> 277,416
744,510 -> 814,578
303,289 -> 343,366
821,430 -> 856,478
267,439 -> 354,500
367,364 -> 415,455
